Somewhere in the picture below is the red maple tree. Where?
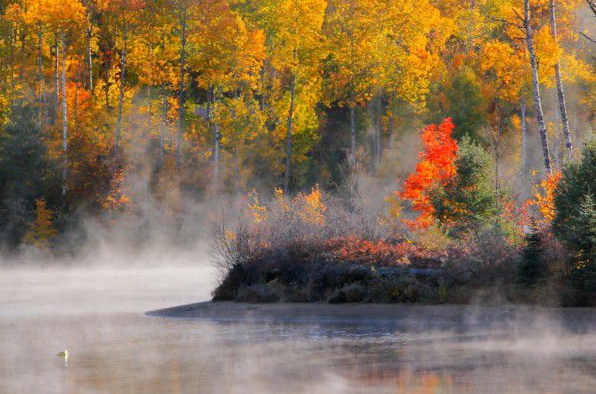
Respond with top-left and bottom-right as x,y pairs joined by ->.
400,118 -> 458,228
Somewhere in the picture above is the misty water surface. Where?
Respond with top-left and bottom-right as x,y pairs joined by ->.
1,261 -> 596,394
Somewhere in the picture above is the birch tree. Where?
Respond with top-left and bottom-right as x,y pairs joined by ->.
42,0 -> 86,197
549,0 -> 573,160
524,0 -> 552,175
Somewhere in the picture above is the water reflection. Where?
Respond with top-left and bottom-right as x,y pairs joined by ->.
1,267 -> 596,394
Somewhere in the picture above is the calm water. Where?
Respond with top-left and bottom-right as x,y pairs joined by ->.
1,265 -> 596,394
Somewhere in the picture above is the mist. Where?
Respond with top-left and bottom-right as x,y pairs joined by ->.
3,257 -> 596,394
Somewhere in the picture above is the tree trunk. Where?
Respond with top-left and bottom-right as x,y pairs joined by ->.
495,111 -> 501,199
74,56 -> 82,128
9,25 -> 14,109
234,146 -> 239,195
176,1 -> 187,169
375,87 -> 382,171
212,87 -> 220,188
349,93 -> 356,165
159,82 -> 167,168
37,25 -> 44,130
524,0 -> 552,175
146,84 -> 152,138
388,93 -> 395,156
520,97 -> 527,176
549,0 -> 573,161
553,91 -> 561,168
284,74 -> 296,194
103,19 -> 111,112
54,32 -> 59,124
114,20 -> 127,157
61,34 -> 68,198
87,24 -> 93,92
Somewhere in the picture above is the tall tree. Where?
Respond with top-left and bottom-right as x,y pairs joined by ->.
176,0 -> 186,168
524,0 -> 552,175
549,0 -> 573,160
259,0 -> 326,192
98,0 -> 145,157
42,0 -> 87,197
324,0 -> 377,165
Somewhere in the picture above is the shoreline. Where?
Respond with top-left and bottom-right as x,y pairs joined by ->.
146,301 -> 596,329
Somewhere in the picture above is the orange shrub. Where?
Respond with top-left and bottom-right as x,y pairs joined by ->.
324,236 -> 444,267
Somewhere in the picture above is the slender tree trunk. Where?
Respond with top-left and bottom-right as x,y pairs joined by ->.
375,87 -> 382,170
495,111 -> 501,199
524,0 -> 552,175
87,24 -> 93,92
54,32 -> 59,123
103,19 -> 111,112
114,20 -> 127,157
284,74 -> 296,194
74,56 -> 82,127
212,87 -> 220,188
146,84 -> 152,138
9,26 -> 14,109
388,93 -> 395,156
159,81 -> 167,168
549,0 -> 573,160
61,34 -> 68,198
234,146 -> 239,195
37,25 -> 44,130
520,97 -> 527,176
176,1 -> 187,169
349,92 -> 356,165
553,91 -> 561,168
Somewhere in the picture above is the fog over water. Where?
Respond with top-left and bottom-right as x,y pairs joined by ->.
1,248 -> 596,394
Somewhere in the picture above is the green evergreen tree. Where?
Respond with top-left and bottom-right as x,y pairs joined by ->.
553,137 -> 596,304
0,106 -> 60,246
517,224 -> 547,287
430,136 -> 496,235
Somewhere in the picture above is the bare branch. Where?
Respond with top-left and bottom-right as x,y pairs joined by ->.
587,0 -> 596,16
580,31 -> 596,45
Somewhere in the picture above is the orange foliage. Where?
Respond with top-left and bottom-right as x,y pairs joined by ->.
525,171 -> 562,228
324,236 -> 443,267
101,167 -> 131,214
398,118 -> 458,228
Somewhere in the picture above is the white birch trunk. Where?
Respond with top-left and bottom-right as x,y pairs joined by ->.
61,34 -> 68,198
549,0 -> 573,161
520,97 -> 527,176
524,0 -> 552,175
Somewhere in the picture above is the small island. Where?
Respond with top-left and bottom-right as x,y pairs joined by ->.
211,130 -> 596,307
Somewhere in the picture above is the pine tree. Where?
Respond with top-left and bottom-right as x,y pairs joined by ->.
517,224 -> 547,287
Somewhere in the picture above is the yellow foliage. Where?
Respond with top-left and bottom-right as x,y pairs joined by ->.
24,199 -> 58,250
295,185 -> 326,226
479,40 -> 527,103
525,171 -> 561,227
384,191 -> 402,220
248,189 -> 268,224
102,168 -> 131,214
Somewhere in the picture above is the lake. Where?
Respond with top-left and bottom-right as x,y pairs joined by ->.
1,264 -> 596,394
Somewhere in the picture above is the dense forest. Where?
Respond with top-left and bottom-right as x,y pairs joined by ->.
0,0 -> 594,282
